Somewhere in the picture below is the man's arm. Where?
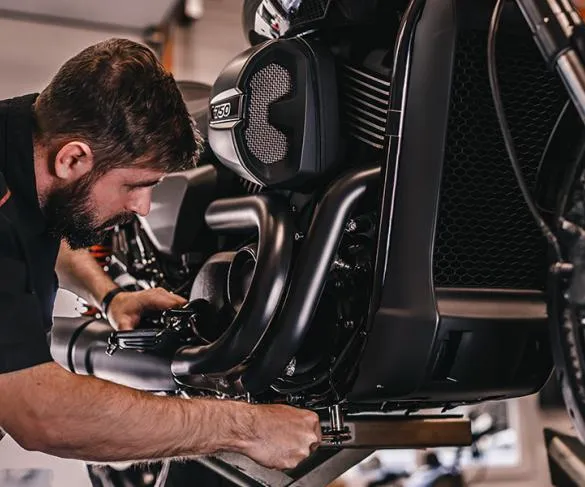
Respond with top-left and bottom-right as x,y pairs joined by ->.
55,240 -> 117,309
0,362 -> 321,468
56,240 -> 185,330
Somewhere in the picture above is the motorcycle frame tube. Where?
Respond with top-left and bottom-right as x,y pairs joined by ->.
240,165 -> 380,394
349,0 -> 456,400
369,0 -> 426,314
172,194 -> 294,382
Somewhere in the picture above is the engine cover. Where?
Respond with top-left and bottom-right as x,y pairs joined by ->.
208,37 -> 340,189
138,165 -> 218,256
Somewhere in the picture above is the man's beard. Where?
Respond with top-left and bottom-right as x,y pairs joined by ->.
42,174 -> 134,249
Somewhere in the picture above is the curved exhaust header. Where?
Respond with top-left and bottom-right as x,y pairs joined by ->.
171,194 -> 294,385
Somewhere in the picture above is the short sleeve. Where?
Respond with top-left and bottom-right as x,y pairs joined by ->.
0,199 -> 53,374
0,277 -> 54,374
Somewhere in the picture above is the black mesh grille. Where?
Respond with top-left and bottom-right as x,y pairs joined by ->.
433,28 -> 566,289
243,63 -> 293,165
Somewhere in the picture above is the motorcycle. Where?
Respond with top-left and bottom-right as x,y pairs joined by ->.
51,0 -> 585,485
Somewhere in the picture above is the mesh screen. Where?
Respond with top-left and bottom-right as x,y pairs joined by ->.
433,28 -> 566,290
244,63 -> 292,165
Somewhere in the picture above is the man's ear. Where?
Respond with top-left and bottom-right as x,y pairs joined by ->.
53,141 -> 94,182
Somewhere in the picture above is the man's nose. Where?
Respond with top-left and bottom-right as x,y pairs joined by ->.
127,190 -> 151,217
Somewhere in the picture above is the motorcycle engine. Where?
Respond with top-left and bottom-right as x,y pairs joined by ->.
98,23 -> 397,409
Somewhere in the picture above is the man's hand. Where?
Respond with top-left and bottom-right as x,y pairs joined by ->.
240,404 -> 322,470
107,288 -> 187,330
56,243 -> 187,330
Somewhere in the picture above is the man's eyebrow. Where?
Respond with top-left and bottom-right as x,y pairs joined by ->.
126,178 -> 162,189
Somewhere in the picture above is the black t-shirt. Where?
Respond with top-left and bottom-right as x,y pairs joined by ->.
0,94 -> 59,374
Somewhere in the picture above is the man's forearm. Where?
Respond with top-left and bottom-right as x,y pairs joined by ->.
0,362 -> 250,462
56,240 -> 117,309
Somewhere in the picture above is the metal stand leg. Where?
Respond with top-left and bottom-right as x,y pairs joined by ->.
544,428 -> 585,486
197,415 -> 472,487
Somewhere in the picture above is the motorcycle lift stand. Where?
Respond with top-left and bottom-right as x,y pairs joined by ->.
545,427 -> 585,486
197,413 -> 472,487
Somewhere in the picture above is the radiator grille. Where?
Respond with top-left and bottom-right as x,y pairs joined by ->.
433,28 -> 566,289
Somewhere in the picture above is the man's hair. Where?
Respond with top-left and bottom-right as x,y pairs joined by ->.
34,38 -> 200,175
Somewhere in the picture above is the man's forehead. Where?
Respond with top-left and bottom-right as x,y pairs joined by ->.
109,166 -> 165,183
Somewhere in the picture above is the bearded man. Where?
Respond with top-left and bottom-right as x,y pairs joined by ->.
0,38 -> 320,469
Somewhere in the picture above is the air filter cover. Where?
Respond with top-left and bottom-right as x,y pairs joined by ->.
208,37 -> 339,189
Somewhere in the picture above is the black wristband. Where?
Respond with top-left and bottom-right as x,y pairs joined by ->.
100,287 -> 127,317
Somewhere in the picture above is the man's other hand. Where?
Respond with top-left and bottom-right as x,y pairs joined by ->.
107,288 -> 187,330
241,404 -> 322,470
